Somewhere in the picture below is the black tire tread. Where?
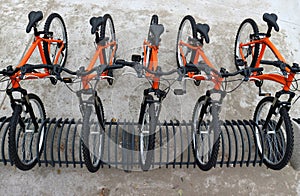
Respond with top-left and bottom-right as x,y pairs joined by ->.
176,15 -> 197,68
192,95 -> 220,171
8,94 -> 46,171
253,96 -> 294,170
234,18 -> 259,70
82,95 -> 105,173
43,13 -> 68,67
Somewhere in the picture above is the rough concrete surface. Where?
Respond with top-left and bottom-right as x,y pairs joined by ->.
0,0 -> 300,195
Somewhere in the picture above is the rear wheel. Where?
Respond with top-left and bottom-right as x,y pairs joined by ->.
176,15 -> 197,68
234,18 -> 259,70
81,95 -> 105,173
8,94 -> 46,171
192,95 -> 220,171
139,95 -> 156,171
253,96 -> 293,170
43,13 -> 68,67
100,14 -> 116,85
144,15 -> 159,70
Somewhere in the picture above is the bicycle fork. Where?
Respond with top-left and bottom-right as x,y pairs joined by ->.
6,88 -> 39,132
197,90 -> 225,135
263,90 -> 295,131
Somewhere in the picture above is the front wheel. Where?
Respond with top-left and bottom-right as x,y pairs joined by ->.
253,96 -> 294,170
139,95 -> 156,171
192,95 -> 220,171
43,13 -> 68,67
81,95 -> 105,173
234,18 -> 259,70
8,94 -> 46,171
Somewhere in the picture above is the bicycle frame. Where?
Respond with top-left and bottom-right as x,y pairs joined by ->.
10,35 -> 65,89
143,40 -> 160,90
178,40 -> 223,91
81,39 -> 117,90
239,36 -> 295,91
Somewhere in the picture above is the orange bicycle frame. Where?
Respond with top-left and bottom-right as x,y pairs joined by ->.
10,35 -> 65,88
178,40 -> 223,90
239,37 -> 295,91
81,40 -> 117,90
143,40 -> 160,90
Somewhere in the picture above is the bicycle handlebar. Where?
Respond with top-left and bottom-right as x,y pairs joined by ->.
220,67 -> 264,78
184,62 -> 263,80
260,60 -> 300,74
115,59 -> 182,77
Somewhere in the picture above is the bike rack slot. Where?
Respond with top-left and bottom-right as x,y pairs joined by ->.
0,117 -> 299,170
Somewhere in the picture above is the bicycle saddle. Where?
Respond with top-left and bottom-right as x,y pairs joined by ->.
149,24 -> 164,46
26,11 -> 43,33
90,16 -> 103,34
263,13 -> 279,32
196,23 -> 210,44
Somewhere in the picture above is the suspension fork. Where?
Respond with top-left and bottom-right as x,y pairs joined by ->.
263,90 -> 295,130
198,90 -> 211,124
6,88 -> 39,132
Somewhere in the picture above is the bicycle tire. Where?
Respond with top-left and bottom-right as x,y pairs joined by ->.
139,95 -> 156,171
192,95 -> 220,171
100,14 -> 116,85
253,96 -> 294,170
81,95 -> 105,173
144,15 -> 159,72
147,14 -> 158,40
176,15 -> 197,68
8,94 -> 46,171
43,13 -> 68,67
234,18 -> 260,70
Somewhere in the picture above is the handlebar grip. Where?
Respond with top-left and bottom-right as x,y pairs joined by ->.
115,59 -> 136,67
250,67 -> 264,72
105,64 -> 124,70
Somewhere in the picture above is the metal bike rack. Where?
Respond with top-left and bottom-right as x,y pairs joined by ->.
1,117 -> 299,170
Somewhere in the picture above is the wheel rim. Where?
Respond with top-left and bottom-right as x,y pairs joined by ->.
16,99 -> 45,165
140,104 -> 151,165
177,19 -> 197,67
88,118 -> 104,166
235,22 -> 256,68
192,101 -> 215,165
255,101 -> 287,165
47,17 -> 67,65
86,103 -> 104,167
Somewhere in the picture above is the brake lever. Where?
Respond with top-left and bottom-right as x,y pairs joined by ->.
52,64 -> 63,80
279,62 -> 288,77
20,66 -> 30,79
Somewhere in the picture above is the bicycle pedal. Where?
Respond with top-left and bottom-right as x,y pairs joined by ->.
50,77 -> 57,85
174,89 -> 186,95
62,77 -> 73,83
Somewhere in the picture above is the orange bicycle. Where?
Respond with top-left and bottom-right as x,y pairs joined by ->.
55,14 -> 117,173
176,15 -> 263,171
116,15 -> 183,171
0,11 -> 67,170
234,13 -> 300,169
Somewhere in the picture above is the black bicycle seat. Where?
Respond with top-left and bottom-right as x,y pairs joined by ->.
196,23 -> 210,44
26,11 -> 43,33
263,13 -> 279,32
149,24 -> 164,46
90,16 -> 103,34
